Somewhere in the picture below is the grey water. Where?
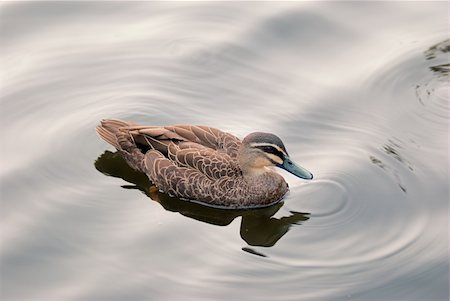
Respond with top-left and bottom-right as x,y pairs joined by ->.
1,2 -> 448,301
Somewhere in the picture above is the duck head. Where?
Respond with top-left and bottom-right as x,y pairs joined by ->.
238,132 -> 313,180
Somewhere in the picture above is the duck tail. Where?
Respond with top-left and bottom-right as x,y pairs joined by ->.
96,119 -> 131,149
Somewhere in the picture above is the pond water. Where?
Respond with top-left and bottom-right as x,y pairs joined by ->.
1,2 -> 448,301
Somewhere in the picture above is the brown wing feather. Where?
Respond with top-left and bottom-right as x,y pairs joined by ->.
165,125 -> 241,158
144,151 -> 247,207
97,119 -> 242,182
119,126 -> 187,156
145,150 -> 210,199
122,123 -> 241,160
168,143 -> 241,179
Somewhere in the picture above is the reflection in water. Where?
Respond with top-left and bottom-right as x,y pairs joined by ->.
94,151 -> 309,248
424,39 -> 449,79
424,39 -> 450,60
429,63 -> 449,77
369,158 -> 407,193
369,139 -> 411,194
383,139 -> 413,171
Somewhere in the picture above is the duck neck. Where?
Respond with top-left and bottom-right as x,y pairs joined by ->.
238,147 -> 265,179
240,164 -> 269,177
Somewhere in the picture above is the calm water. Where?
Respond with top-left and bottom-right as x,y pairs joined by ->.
1,2 -> 449,301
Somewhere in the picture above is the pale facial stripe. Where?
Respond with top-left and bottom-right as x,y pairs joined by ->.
266,153 -> 283,165
249,142 -> 288,156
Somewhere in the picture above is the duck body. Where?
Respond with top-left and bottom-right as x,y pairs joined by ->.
96,119 -> 312,209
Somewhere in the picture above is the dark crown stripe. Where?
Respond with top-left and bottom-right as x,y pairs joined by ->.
254,145 -> 285,161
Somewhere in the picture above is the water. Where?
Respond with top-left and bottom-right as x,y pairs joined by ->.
1,2 -> 448,300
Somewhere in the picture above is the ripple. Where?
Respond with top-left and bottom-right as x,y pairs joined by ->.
290,179 -> 348,218
415,79 -> 450,122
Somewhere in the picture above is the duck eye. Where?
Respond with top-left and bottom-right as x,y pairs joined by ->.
255,145 -> 275,153
260,146 -> 274,152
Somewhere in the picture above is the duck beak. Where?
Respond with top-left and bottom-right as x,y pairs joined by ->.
278,156 -> 313,180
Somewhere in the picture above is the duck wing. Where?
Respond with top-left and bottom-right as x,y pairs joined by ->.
97,120 -> 242,180
144,150 -> 245,207
166,142 -> 242,179
166,125 -> 241,158
125,124 -> 241,158
124,125 -> 242,180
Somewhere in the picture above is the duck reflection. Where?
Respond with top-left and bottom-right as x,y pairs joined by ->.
95,151 -> 309,247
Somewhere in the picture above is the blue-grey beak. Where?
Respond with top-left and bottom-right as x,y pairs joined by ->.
278,156 -> 313,180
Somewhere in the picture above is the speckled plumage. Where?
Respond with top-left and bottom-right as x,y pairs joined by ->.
96,119 -> 293,209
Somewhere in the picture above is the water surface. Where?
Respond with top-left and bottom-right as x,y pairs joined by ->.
1,2 -> 448,301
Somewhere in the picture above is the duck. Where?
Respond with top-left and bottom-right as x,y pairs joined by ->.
96,119 -> 313,209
